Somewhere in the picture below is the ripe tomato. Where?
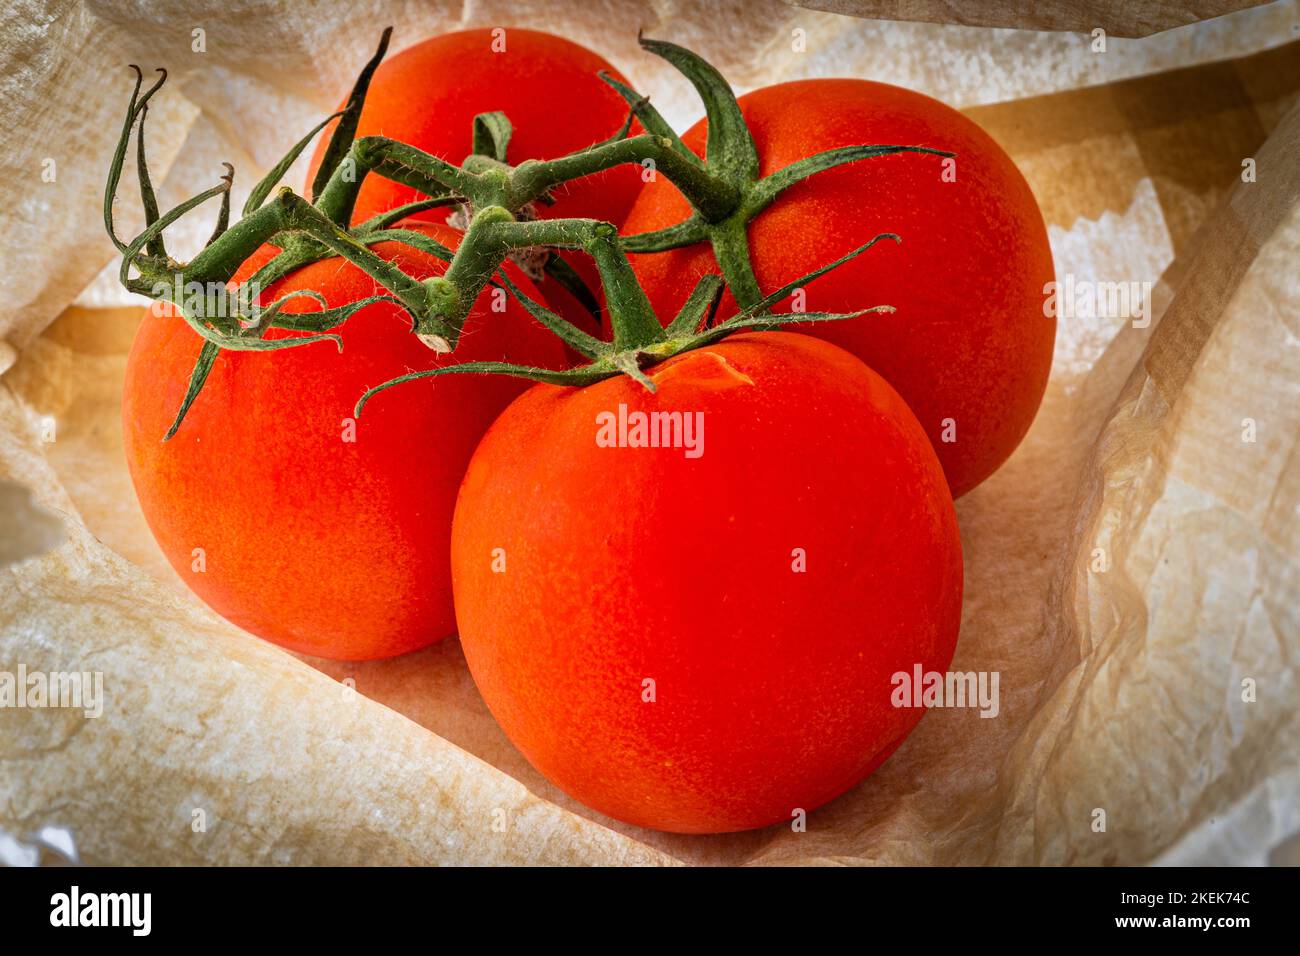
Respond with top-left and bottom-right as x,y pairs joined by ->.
122,222 -> 566,661
451,332 -> 963,833
623,79 -> 1055,498
305,27 -> 644,328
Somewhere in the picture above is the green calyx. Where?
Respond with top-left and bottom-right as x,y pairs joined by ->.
354,232 -> 900,416
106,26 -> 951,438
606,33 -> 954,311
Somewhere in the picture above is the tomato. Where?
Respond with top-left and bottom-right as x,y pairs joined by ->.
305,27 -> 644,329
450,331 -> 963,833
122,222 -> 567,661
623,79 -> 1055,498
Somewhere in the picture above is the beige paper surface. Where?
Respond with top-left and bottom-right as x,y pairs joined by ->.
788,0 -> 1275,38
2,1 -> 1298,865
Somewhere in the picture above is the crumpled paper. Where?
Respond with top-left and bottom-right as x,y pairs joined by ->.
788,0 -> 1276,38
1,0 -> 1298,865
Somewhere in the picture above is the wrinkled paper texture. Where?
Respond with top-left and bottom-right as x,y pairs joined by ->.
1,0 -> 1297,864
787,0 -> 1275,38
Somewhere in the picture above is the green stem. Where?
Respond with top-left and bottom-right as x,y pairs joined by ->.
310,26 -> 392,202
110,29 -> 956,438
314,136 -> 468,226
512,134 -> 740,222
581,225 -> 663,350
184,200 -> 290,286
709,216 -> 763,309
180,189 -> 448,341
425,206 -> 517,344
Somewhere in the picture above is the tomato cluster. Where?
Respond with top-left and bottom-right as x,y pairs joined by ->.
115,27 -> 1052,833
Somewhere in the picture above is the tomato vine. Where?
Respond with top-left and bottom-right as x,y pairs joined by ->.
105,28 -> 953,437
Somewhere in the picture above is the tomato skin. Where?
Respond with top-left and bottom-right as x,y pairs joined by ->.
623,79 -> 1055,498
451,332 -> 962,833
305,28 -> 643,332
122,223 -> 567,661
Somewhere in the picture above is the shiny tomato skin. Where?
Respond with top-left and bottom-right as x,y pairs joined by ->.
623,79 -> 1055,498
122,222 -> 567,661
304,28 -> 644,332
451,332 -> 963,833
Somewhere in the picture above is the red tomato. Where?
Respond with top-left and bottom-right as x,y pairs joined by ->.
305,27 -> 644,329
451,332 -> 963,833
623,79 -> 1055,498
122,222 -> 567,661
